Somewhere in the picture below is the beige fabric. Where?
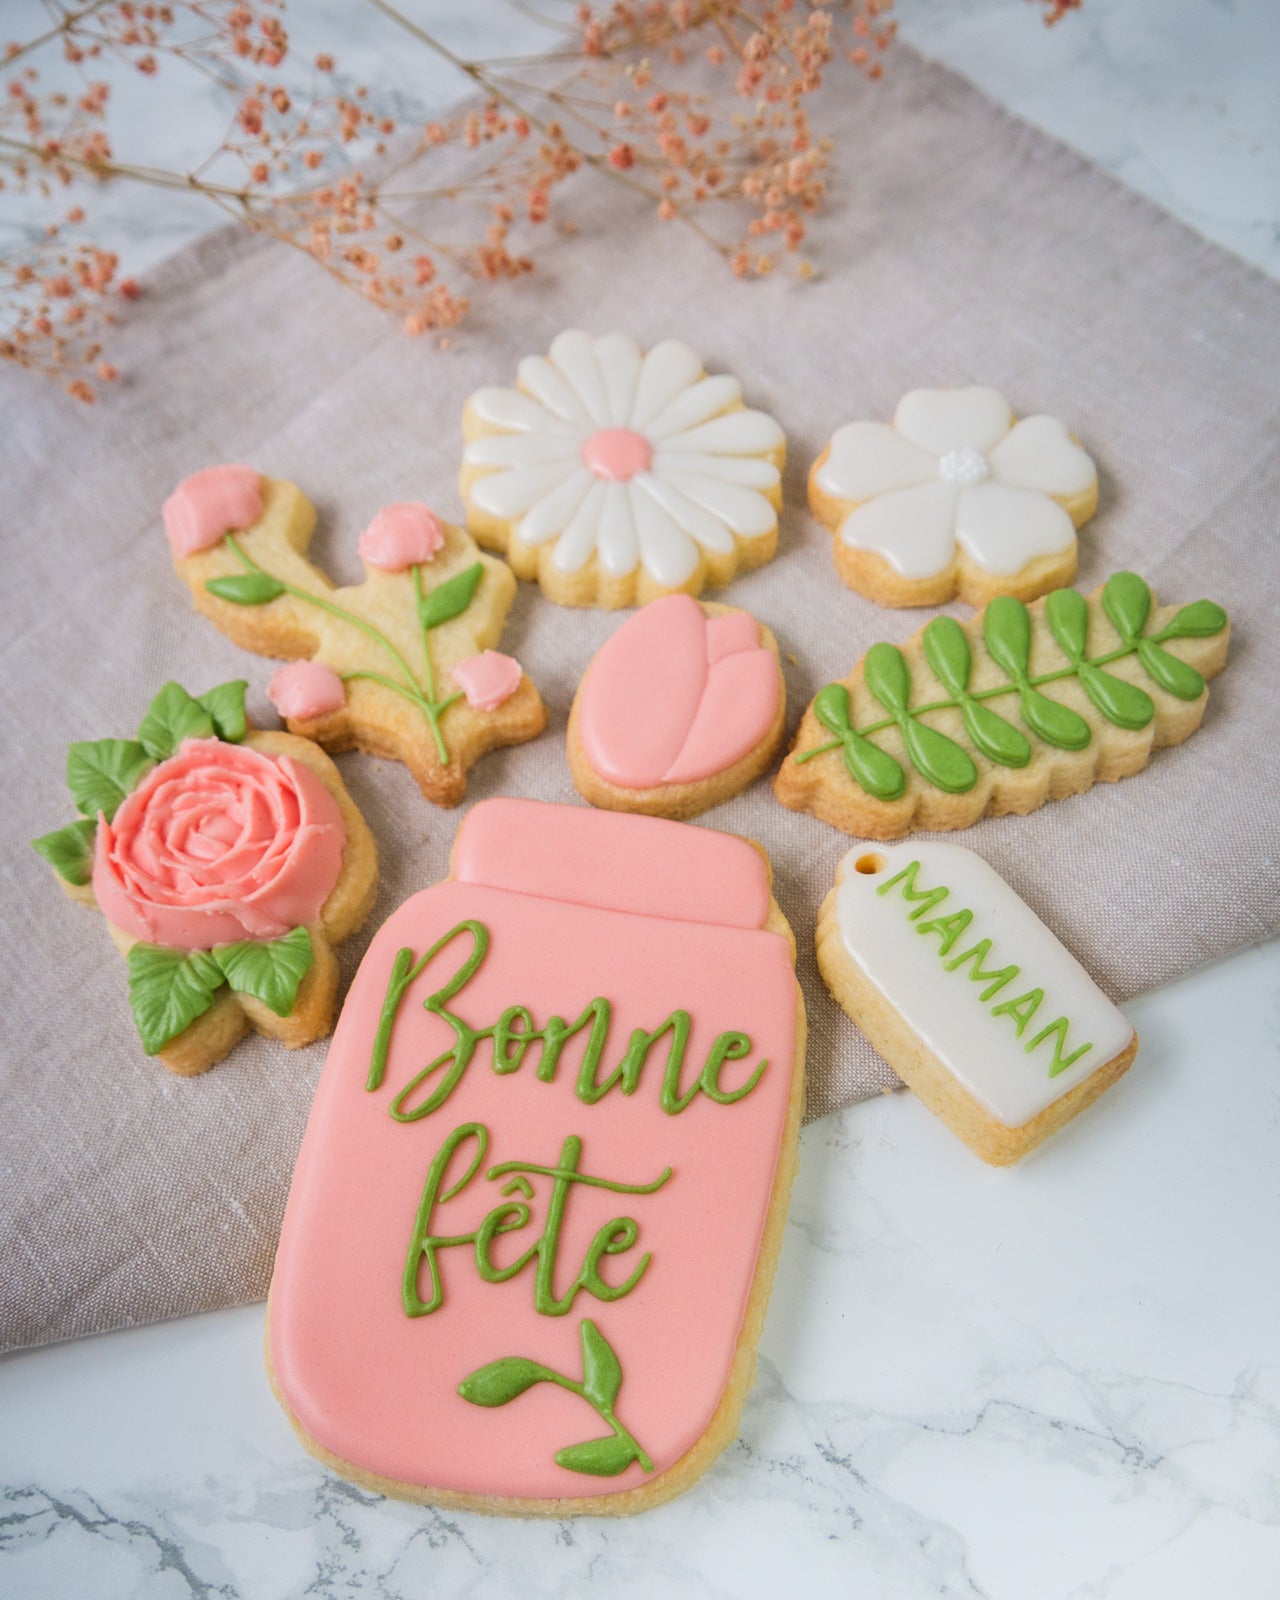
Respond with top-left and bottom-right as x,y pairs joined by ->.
3,47 -> 1278,1352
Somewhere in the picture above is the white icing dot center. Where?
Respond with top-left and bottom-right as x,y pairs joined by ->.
938,446 -> 990,486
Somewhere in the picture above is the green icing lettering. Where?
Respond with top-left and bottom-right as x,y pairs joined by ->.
876,859 -> 949,921
990,987 -> 1045,1037
942,938 -> 1020,1001
1028,1016 -> 1094,1078
914,907 -> 972,956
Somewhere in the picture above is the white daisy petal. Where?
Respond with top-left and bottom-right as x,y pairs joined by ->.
593,333 -> 644,426
549,329 -> 611,426
988,415 -> 1096,499
657,470 -> 777,539
470,460 -> 581,520
815,420 -> 936,502
597,482 -> 640,577
894,387 -> 1012,455
516,466 -> 594,547
954,482 -> 1075,575
840,481 -> 960,579
629,481 -> 699,586
464,433 -> 583,470
468,386 -> 576,435
634,472 -> 735,554
549,480 -> 607,573
517,354 -> 594,425
660,410 -> 784,456
629,339 -> 703,430
643,375 -> 742,442
652,450 -> 779,490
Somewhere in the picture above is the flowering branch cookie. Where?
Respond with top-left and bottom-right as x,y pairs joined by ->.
809,386 -> 1098,607
459,331 -> 786,608
775,573 -> 1230,838
164,467 -> 547,807
32,680 -> 377,1075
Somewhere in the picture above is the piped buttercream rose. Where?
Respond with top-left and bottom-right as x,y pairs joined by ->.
92,737 -> 346,950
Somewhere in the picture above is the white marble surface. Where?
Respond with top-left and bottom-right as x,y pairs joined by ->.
3,2 -> 1278,1596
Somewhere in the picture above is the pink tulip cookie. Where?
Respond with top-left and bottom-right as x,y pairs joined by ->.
164,468 -> 548,807
267,798 -> 806,1515
32,679 -> 377,1075
568,594 -> 786,820
809,386 -> 1098,608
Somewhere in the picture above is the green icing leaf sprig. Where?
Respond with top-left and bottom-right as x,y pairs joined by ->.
798,573 -> 1228,801
458,1318 -> 654,1479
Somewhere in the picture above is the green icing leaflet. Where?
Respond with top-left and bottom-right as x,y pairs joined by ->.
797,573 -> 1227,801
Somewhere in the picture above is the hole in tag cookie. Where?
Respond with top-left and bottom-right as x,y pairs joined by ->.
854,853 -> 887,876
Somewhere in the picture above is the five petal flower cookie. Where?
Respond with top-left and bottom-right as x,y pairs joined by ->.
164,467 -> 548,807
809,386 -> 1098,607
459,330 -> 787,608
32,680 -> 377,1075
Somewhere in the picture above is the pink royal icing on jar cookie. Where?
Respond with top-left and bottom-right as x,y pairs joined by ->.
452,651 -> 522,711
268,660 -> 347,722
92,738 -> 346,949
163,465 -> 263,558
581,427 -> 653,482
358,503 -> 446,572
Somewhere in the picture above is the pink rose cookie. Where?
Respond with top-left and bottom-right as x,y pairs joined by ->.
163,467 -> 548,808
809,386 -> 1098,608
32,680 -> 378,1076
568,595 -> 786,820
267,798 -> 806,1515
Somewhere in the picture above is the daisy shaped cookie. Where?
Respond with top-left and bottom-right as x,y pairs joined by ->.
810,387 -> 1098,608
460,330 -> 787,608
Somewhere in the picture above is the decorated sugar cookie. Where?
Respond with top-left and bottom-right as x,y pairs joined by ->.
568,595 -> 786,819
819,843 -> 1138,1165
267,799 -> 805,1515
809,386 -> 1098,607
32,680 -> 377,1075
164,468 -> 547,807
775,572 -> 1229,838
459,331 -> 786,608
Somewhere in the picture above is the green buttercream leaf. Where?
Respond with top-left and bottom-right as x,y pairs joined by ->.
205,573 -> 286,606
844,733 -> 906,802
214,926 -> 313,1017
900,718 -> 978,794
1137,639 -> 1206,700
66,738 -> 153,821
419,561 -> 484,630
813,682 -> 853,737
138,681 -> 216,760
553,1435 -> 637,1478
1154,600 -> 1228,641
1022,688 -> 1093,750
31,818 -> 97,886
1045,588 -> 1090,660
1077,663 -> 1155,730
457,1357 -> 552,1408
922,617 -> 972,697
1102,572 -> 1151,642
196,680 -> 249,742
863,642 -> 911,716
983,596 -> 1032,680
960,700 -> 1032,768
579,1319 -> 622,1413
126,943 -> 224,1055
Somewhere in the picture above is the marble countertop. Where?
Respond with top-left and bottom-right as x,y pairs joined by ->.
3,2 -> 1278,1596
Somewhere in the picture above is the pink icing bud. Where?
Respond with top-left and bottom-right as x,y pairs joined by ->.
163,464 -> 263,558
581,427 -> 653,482
451,651 -> 522,712
358,503 -> 445,572
268,660 -> 346,721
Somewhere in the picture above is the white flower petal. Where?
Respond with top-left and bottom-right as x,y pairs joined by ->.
629,481 -> 699,586
815,420 -> 936,502
652,450 -> 779,490
644,375 -> 742,442
634,472 -> 735,554
549,480 -> 607,573
657,469 -> 777,539
471,460 -> 582,520
894,387 -> 1012,455
597,482 -> 640,577
954,482 -> 1076,575
464,433 -> 583,469
840,481 -> 960,578
517,354 -> 594,425
593,333 -> 644,426
549,329 -> 610,426
468,386 -> 576,435
516,467 -> 594,547
629,339 -> 703,430
988,415 -> 1096,500
660,410 -> 784,456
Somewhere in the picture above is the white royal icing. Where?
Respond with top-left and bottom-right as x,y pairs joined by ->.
463,332 -> 784,588
834,842 -> 1133,1128
816,386 -> 1096,583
